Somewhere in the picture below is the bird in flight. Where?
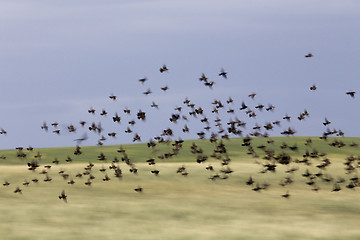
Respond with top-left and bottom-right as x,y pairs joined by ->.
160,65 -> 168,73
139,77 -> 148,84
219,68 -> 227,79
59,190 -> 67,203
310,84 -> 317,90
346,91 -> 355,98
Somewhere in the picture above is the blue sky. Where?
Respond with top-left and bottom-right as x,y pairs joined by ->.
0,0 -> 359,149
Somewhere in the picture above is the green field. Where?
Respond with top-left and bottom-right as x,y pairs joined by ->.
1,137 -> 360,240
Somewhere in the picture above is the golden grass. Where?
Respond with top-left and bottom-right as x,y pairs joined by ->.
0,158 -> 360,240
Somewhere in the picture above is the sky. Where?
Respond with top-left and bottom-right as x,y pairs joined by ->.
0,0 -> 360,150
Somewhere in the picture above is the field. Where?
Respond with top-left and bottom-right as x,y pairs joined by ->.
1,137 -> 360,240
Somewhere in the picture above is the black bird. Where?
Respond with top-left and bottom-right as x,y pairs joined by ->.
281,191 -> 290,198
346,91 -> 355,98
139,77 -> 148,84
246,176 -> 255,185
151,102 -> 159,109
134,187 -> 143,192
332,184 -> 341,192
41,122 -> 48,132
199,73 -> 208,82
323,118 -> 331,126
305,53 -> 313,58
23,180 -> 30,186
88,108 -> 95,114
219,68 -> 227,79
310,84 -> 317,90
161,86 -> 169,92
109,94 -> 116,101
160,65 -> 168,73
14,187 -> 22,194
113,113 -> 121,123
143,89 -> 152,95
248,93 -> 256,99
59,190 -> 67,203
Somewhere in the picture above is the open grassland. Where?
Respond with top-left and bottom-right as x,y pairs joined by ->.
1,136 -> 360,165
1,137 -> 360,240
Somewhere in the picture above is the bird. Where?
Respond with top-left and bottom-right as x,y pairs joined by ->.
219,68 -> 227,79
161,86 -> 169,92
246,176 -> 255,185
59,190 -> 67,203
74,133 -> 88,145
159,65 -> 168,73
323,118 -> 331,126
112,113 -> 121,123
310,84 -> 317,90
139,77 -> 148,84
88,108 -> 96,114
134,187 -> 143,192
199,73 -> 208,82
305,53 -> 313,58
14,187 -> 22,194
281,191 -> 290,198
346,91 -> 356,98
41,122 -> 48,132
248,93 -> 256,99
109,94 -> 117,101
151,102 -> 159,109
143,89 -> 152,95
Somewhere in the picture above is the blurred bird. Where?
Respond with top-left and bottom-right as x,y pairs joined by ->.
139,77 -> 148,84
159,65 -> 168,73
59,190 -> 67,203
219,68 -> 227,79
346,91 -> 355,98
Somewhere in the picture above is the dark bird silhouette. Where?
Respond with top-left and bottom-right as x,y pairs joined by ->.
246,176 -> 255,185
14,187 -> 22,194
41,122 -> 48,132
88,108 -> 95,114
332,184 -> 341,192
159,65 -> 168,73
248,93 -> 256,99
74,133 -> 88,145
113,113 -> 121,123
59,190 -> 67,203
219,68 -> 227,79
151,102 -> 159,109
305,53 -> 313,58
109,94 -> 117,101
134,187 -> 143,192
0,128 -> 7,135
323,118 -> 331,126
346,91 -> 355,98
100,109 -> 107,116
199,73 -> 208,82
161,86 -> 169,92
281,191 -> 290,198
143,88 -> 152,95
310,84 -> 317,90
139,77 -> 148,84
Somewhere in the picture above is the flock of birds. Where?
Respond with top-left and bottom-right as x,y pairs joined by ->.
1,53 -> 360,202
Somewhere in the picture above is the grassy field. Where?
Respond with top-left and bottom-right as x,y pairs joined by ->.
1,137 -> 360,240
